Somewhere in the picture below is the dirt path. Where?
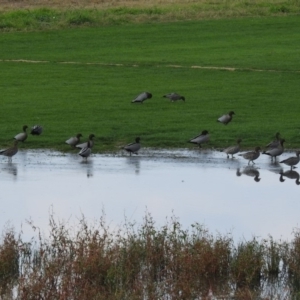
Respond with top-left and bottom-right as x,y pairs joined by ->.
1,59 -> 299,73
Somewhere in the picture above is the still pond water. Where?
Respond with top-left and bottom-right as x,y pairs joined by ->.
0,148 -> 299,242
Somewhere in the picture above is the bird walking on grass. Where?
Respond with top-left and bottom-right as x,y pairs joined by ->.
163,93 -> 185,102
280,151 -> 300,170
31,125 -> 43,135
223,139 -> 242,158
14,125 -> 28,142
239,146 -> 261,165
188,130 -> 210,148
123,137 -> 141,156
132,92 -> 152,103
217,111 -> 235,125
76,134 -> 95,149
66,133 -> 82,148
0,141 -> 19,162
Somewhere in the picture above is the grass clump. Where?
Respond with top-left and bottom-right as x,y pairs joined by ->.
0,213 -> 300,298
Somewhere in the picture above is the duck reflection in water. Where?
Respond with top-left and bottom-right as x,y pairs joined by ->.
126,156 -> 141,175
80,159 -> 93,178
236,167 -> 261,182
1,162 -> 18,177
279,170 -> 300,185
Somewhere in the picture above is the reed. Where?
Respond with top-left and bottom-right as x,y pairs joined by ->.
0,213 -> 300,298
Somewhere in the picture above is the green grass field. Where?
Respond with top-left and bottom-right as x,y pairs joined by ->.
1,16 -> 300,152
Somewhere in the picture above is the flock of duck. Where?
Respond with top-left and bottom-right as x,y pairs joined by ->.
0,91 -> 299,172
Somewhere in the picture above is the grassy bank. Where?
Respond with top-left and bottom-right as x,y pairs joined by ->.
1,16 -> 300,152
0,213 -> 299,299
0,0 -> 300,31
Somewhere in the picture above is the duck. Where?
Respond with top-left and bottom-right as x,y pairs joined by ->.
123,137 -> 141,156
279,170 -> 300,185
78,140 -> 92,160
132,92 -> 152,103
188,130 -> 210,148
217,111 -> 235,125
239,146 -> 261,165
0,140 -> 19,162
76,134 -> 95,149
65,133 -> 82,148
30,125 -> 43,135
263,138 -> 285,162
14,125 -> 28,142
223,139 -> 242,158
163,93 -> 185,102
280,151 -> 300,170
266,132 -> 281,149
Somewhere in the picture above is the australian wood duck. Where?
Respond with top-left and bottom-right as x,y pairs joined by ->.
31,125 -> 43,135
224,139 -> 242,158
66,133 -> 82,148
132,92 -> 152,103
280,151 -> 300,170
163,93 -> 185,102
239,147 -> 261,165
14,125 -> 28,142
78,140 -> 92,160
0,141 -> 18,162
217,111 -> 235,125
188,130 -> 210,148
123,137 -> 141,156
263,139 -> 285,162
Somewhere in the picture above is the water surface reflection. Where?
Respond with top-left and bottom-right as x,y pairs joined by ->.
0,149 -> 299,242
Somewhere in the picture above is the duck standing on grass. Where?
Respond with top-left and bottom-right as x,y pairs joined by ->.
239,146 -> 261,165
188,130 -> 210,148
14,125 -> 28,142
217,111 -> 235,125
76,134 -> 95,149
31,125 -> 43,135
280,151 -> 300,170
123,137 -> 141,156
65,133 -> 82,148
223,139 -> 242,158
163,93 -> 185,102
131,92 -> 152,103
0,140 -> 19,162
79,141 -> 92,161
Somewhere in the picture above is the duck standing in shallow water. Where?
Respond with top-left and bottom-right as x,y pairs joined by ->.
217,111 -> 235,125
14,125 -> 28,142
280,151 -> 300,170
163,93 -> 185,102
263,138 -> 285,162
239,146 -> 261,165
79,140 -> 92,161
132,92 -> 152,103
0,140 -> 18,162
188,130 -> 210,148
123,137 -> 141,156
65,133 -> 82,148
223,139 -> 242,158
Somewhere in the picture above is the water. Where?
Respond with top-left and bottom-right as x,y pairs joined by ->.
0,148 -> 299,242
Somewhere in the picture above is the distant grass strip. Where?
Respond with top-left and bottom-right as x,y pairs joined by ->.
0,212 -> 300,298
0,0 -> 300,31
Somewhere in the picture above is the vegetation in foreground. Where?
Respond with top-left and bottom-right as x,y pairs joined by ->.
0,0 -> 299,31
0,213 -> 299,299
